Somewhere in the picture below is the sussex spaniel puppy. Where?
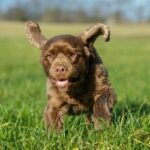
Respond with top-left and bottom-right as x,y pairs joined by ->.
26,22 -> 117,130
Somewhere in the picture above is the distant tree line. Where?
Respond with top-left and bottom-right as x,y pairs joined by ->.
0,0 -> 150,23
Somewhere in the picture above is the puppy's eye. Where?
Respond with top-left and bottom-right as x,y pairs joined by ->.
70,53 -> 77,59
47,54 -> 54,61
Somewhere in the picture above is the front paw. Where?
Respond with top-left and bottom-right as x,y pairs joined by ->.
44,107 -> 64,131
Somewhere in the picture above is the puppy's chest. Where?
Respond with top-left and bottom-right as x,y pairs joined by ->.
64,94 -> 91,114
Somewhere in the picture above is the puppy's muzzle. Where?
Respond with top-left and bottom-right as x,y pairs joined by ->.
55,65 -> 68,76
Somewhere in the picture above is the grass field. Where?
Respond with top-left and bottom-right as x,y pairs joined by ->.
0,21 -> 150,150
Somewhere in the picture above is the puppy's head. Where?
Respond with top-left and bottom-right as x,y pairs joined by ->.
41,35 -> 87,91
26,22 -> 110,91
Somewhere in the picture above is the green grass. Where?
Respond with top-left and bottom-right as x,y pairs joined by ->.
0,21 -> 150,150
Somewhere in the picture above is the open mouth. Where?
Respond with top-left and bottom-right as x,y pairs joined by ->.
55,79 -> 69,88
52,76 -> 79,88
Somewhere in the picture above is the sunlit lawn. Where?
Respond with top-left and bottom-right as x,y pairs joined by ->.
0,21 -> 150,149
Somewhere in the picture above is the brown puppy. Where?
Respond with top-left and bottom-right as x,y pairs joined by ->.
26,22 -> 117,130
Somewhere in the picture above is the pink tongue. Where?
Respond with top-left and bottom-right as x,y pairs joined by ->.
56,80 -> 68,87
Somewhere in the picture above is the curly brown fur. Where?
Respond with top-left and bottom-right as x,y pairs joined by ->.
26,21 -> 117,131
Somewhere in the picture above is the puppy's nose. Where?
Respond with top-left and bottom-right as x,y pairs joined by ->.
55,65 -> 68,74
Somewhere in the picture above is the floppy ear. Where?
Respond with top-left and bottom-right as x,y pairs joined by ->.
26,21 -> 47,49
79,23 -> 110,46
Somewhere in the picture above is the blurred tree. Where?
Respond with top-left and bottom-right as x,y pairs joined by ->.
89,6 -> 106,22
4,6 -> 28,21
0,11 -> 4,20
26,0 -> 43,21
42,7 -> 64,22
136,5 -> 145,22
0,0 -> 150,23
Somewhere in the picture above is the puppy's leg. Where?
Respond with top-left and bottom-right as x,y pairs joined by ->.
44,101 -> 68,131
93,88 -> 116,130
93,100 -> 111,130
44,104 -> 63,130
85,113 -> 92,125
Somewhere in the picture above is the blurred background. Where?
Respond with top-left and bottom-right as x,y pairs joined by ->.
0,0 -> 150,23
0,0 -> 149,103
0,0 -> 150,148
